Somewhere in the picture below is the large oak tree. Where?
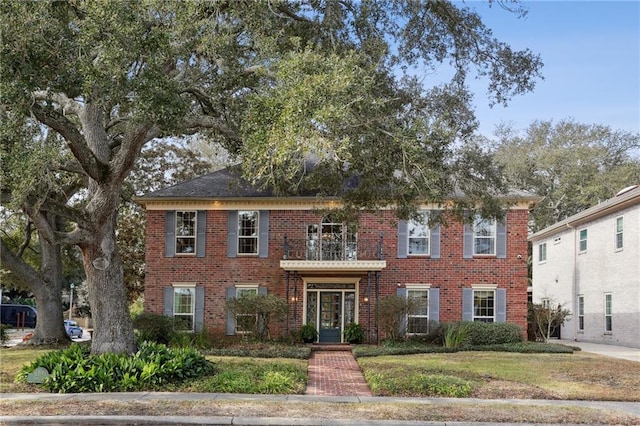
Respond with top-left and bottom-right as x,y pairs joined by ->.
1,1 -> 542,354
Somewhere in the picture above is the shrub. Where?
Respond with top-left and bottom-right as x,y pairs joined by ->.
436,321 -> 523,347
375,295 -> 419,341
463,321 -> 523,346
0,324 -> 9,344
443,322 -> 469,348
344,323 -> 365,344
132,312 -> 177,344
16,342 -> 214,393
225,294 -> 287,340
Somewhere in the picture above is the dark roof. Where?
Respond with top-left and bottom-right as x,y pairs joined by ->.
137,166 -> 275,200
137,165 -> 542,203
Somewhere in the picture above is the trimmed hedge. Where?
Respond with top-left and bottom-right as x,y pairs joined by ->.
460,321 -> 523,346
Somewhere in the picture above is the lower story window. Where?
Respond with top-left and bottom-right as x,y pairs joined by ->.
173,286 -> 195,331
604,293 -> 612,333
407,288 -> 429,334
578,295 -> 584,331
474,290 -> 495,323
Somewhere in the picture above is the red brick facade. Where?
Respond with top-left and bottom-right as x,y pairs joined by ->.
143,206 -> 531,342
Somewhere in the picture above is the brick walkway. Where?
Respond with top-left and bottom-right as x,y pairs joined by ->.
305,348 -> 372,396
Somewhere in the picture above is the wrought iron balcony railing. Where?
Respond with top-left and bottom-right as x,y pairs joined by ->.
283,235 -> 384,261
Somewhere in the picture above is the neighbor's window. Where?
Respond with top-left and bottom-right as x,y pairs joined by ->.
615,217 -> 623,250
408,212 -> 430,256
473,216 -> 496,255
538,243 -> 547,262
176,211 -> 197,254
578,295 -> 584,331
173,286 -> 195,331
579,229 -> 588,252
235,286 -> 259,334
604,293 -> 612,333
473,290 -> 495,323
238,211 -> 259,254
406,287 -> 429,334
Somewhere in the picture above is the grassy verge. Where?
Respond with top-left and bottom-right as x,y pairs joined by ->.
0,399 -> 638,425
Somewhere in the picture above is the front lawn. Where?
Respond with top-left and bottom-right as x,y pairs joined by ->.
357,350 -> 640,401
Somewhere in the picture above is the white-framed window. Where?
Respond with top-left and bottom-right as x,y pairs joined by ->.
541,298 -> 550,309
577,295 -> 584,332
538,243 -> 547,262
604,293 -> 612,333
235,285 -> 259,334
473,216 -> 496,255
473,289 -> 495,323
176,211 -> 197,255
579,228 -> 588,253
408,212 -> 430,256
306,215 -> 357,261
615,216 -> 623,250
172,284 -> 196,331
238,211 -> 259,255
406,285 -> 430,334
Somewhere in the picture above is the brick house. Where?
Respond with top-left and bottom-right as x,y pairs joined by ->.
137,167 -> 538,343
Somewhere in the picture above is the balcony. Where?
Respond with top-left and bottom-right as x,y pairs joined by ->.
280,235 -> 386,272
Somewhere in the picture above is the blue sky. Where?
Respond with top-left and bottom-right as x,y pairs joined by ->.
446,1 -> 640,137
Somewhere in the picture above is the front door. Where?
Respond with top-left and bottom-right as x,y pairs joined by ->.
319,292 -> 342,343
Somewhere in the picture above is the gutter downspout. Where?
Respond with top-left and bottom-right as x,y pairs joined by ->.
566,222 -> 578,341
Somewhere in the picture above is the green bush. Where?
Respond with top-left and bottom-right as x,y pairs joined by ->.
443,322 -> 469,348
225,293 -> 288,340
0,324 -> 9,344
375,295 -> 417,341
16,342 -> 214,393
344,323 -> 365,344
462,321 -> 523,346
132,313 -> 177,344
471,341 -> 574,354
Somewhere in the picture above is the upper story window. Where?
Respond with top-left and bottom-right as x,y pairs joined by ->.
238,211 -> 259,255
408,212 -> 430,256
579,228 -> 588,253
473,216 -> 496,256
615,217 -> 623,250
307,216 -> 357,261
538,242 -> 547,262
176,211 -> 197,254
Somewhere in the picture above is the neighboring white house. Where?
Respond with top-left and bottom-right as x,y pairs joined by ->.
529,185 -> 640,348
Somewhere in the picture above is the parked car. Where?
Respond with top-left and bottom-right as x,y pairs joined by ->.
64,320 -> 83,338
0,304 -> 37,328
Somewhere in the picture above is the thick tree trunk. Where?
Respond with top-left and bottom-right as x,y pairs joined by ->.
82,219 -> 136,355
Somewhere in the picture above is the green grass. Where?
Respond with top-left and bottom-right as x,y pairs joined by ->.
357,351 -> 640,401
